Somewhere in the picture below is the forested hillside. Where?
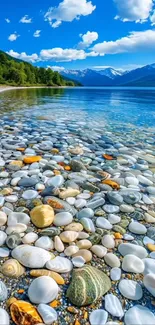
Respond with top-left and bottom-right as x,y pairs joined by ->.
0,51 -> 76,87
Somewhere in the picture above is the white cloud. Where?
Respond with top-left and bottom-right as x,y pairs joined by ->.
150,10 -> 155,25
114,0 -> 153,23
93,30 -> 155,55
33,30 -> 41,37
40,48 -> 87,62
7,50 -> 39,63
20,15 -> 32,23
47,65 -> 65,71
8,32 -> 20,42
44,0 -> 96,27
5,18 -> 10,23
78,31 -> 98,48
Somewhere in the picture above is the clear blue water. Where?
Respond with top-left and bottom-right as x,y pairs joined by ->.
0,87 -> 155,131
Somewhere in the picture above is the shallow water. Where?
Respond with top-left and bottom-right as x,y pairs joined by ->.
0,87 -> 155,130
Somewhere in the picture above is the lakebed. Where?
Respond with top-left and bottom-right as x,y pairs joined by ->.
0,87 -> 155,325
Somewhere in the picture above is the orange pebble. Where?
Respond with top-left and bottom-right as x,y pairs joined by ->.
103,154 -> 114,160
50,300 -> 60,308
64,165 -> 71,171
114,233 -> 123,239
74,320 -> 81,325
23,156 -> 42,164
83,311 -> 88,319
17,289 -> 24,294
53,170 -> 61,175
16,148 -> 25,152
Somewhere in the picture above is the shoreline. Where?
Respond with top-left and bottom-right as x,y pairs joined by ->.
0,85 -> 70,93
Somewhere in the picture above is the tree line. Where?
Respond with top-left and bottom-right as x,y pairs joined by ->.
0,51 -> 76,87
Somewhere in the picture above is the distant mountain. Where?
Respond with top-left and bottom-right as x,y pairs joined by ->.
61,68 -> 112,86
97,67 -> 125,79
61,64 -> 155,87
113,63 -> 155,86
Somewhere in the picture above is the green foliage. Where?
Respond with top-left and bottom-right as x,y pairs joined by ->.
0,50 -> 76,87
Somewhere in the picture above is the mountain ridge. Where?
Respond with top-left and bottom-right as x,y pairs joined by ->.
61,65 -> 155,87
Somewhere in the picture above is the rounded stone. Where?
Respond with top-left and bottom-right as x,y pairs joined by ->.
104,253 -> 120,268
96,217 -> 112,230
0,281 -> 8,301
46,256 -> 73,273
0,211 -> 7,226
143,274 -> 155,297
28,276 -> 59,304
30,205 -> 54,228
124,305 -> 155,325
119,279 -> 143,300
37,304 -> 57,324
78,208 -> 94,219
102,235 -> 115,249
0,308 -> 10,325
22,190 -> 38,200
110,267 -> 121,281
60,231 -> 79,243
0,231 -> 7,246
122,254 -> 144,273
118,243 -> 147,259
105,294 -> 124,318
35,236 -> 54,250
22,232 -> 38,244
103,205 -> 120,213
53,212 -> 73,227
89,310 -> 108,325
91,245 -> 107,258
12,245 -> 51,268
129,221 -> 147,235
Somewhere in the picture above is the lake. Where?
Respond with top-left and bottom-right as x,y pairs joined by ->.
0,87 -> 155,130
0,87 -> 155,325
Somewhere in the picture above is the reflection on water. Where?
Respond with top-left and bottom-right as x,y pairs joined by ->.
0,87 -> 155,131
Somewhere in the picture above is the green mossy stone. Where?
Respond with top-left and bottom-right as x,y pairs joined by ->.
67,265 -> 111,306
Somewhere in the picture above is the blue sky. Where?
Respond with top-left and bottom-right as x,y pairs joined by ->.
1,0 -> 155,71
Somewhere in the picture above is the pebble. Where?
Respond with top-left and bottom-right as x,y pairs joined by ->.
60,231 -> 79,243
22,190 -> 38,200
53,212 -> 73,226
118,243 -> 147,258
103,205 -> 120,213
105,294 -> 124,318
77,207 -> 94,219
72,256 -> 85,267
104,253 -> 120,268
30,204 -> 54,228
129,221 -> 147,235
22,232 -> 38,244
124,305 -> 155,325
28,276 -> 59,304
37,304 -> 58,324
108,214 -> 121,224
80,218 -> 95,232
0,230 -> 7,246
122,254 -> 144,273
91,245 -> 107,257
12,245 -> 51,268
89,310 -> 108,325
143,274 -> 155,297
102,235 -> 115,248
0,307 -> 10,325
143,258 -> 155,275
0,211 -> 7,226
110,267 -> 121,281
0,281 -> 8,301
46,256 -> 73,273
35,236 -> 54,250
119,279 -> 143,300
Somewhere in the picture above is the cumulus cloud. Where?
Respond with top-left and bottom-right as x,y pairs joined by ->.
78,31 -> 98,48
7,50 -> 39,63
33,30 -> 41,37
114,0 -> 153,23
47,65 -> 65,71
20,15 -> 32,23
92,29 -> 155,55
40,48 -> 87,62
5,18 -> 10,23
150,10 -> 155,25
44,0 -> 96,27
8,32 -> 20,41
